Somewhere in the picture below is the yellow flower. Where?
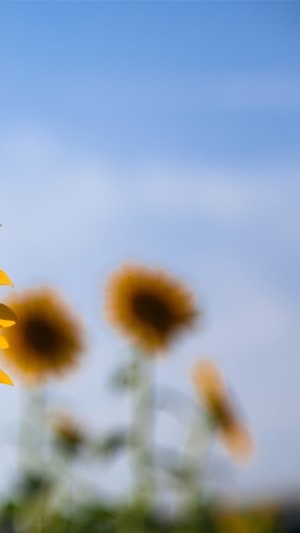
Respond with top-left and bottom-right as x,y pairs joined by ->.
2,288 -> 84,384
217,510 -> 275,533
0,269 -> 15,386
105,264 -> 198,353
192,360 -> 253,462
0,269 -> 16,346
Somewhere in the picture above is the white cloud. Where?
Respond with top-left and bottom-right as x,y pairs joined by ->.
2,123 -> 299,224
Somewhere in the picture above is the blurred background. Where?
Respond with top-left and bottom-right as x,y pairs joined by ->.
0,0 -> 299,522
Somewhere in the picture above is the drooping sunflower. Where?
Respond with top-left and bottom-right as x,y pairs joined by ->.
105,264 -> 199,353
0,269 -> 15,386
192,360 -> 253,462
2,288 -> 84,384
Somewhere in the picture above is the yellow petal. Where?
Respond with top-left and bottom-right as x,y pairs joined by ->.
0,369 -> 13,386
0,270 -> 13,287
0,336 -> 9,349
192,359 -> 226,401
0,303 -> 17,327
221,423 -> 254,463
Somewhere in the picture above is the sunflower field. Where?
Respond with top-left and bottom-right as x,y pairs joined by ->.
0,254 -> 282,532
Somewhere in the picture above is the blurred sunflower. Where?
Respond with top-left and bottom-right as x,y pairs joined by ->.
2,288 -> 84,384
0,269 -> 15,386
105,264 -> 198,353
192,360 -> 253,462
50,411 -> 85,455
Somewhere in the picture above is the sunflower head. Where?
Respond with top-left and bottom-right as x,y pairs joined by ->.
192,360 -> 253,462
1,287 -> 84,384
50,411 -> 85,455
105,264 -> 199,353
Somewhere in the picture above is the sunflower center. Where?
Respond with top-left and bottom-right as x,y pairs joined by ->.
24,317 -> 63,354
131,291 -> 174,333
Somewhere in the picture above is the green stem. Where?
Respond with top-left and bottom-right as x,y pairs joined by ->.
180,412 -> 213,515
131,349 -> 155,514
19,387 -> 47,477
19,387 -> 49,532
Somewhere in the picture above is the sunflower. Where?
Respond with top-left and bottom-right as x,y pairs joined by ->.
0,269 -> 15,386
2,288 -> 84,384
105,264 -> 198,353
192,360 -> 253,462
50,411 -> 85,455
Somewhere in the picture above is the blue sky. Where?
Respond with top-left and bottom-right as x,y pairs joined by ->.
0,2 -> 300,503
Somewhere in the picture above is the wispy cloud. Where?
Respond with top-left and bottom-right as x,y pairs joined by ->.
1,124 -> 299,260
